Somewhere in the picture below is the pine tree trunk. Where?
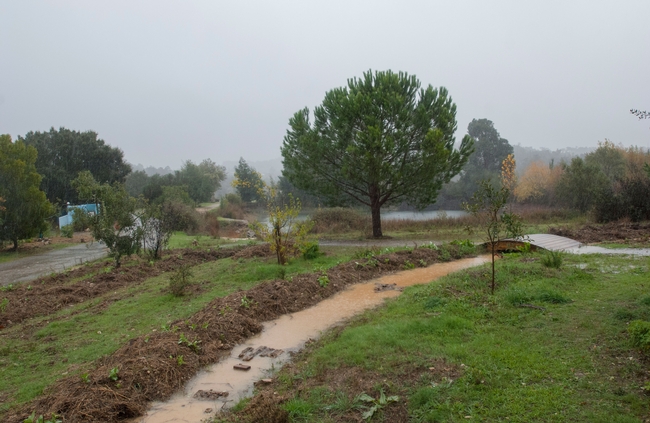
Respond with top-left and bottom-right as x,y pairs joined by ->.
371,202 -> 382,238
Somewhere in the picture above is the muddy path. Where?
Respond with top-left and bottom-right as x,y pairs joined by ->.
4,245 -> 476,423
0,242 -> 109,286
0,245 -> 259,331
134,256 -> 489,423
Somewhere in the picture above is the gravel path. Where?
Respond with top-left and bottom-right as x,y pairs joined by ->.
0,242 -> 109,286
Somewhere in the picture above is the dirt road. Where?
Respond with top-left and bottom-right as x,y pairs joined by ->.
0,242 -> 108,286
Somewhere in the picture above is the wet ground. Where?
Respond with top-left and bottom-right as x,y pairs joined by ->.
566,245 -> 650,256
0,242 -> 108,285
132,256 -> 490,423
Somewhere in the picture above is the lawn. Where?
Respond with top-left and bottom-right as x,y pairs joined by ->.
220,251 -> 650,422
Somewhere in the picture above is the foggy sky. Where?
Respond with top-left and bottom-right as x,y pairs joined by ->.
1,1 -> 649,169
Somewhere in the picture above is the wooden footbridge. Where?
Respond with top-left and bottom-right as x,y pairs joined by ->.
492,234 -> 582,252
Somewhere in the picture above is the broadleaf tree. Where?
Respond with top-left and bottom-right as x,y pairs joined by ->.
281,70 -> 474,237
73,171 -> 143,267
0,135 -> 54,250
20,127 -> 131,205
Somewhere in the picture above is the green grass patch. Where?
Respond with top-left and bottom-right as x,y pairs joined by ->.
167,232 -> 253,249
253,252 -> 650,422
0,246 -> 356,413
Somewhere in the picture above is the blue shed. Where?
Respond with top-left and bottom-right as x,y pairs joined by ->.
58,204 -> 99,228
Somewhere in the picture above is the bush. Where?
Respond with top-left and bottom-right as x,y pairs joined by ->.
628,320 -> 650,352
202,212 -> 220,237
216,193 -> 246,220
163,202 -> 201,234
593,176 -> 650,223
60,225 -> 74,238
300,241 -> 320,260
541,250 -> 564,269
169,264 -> 193,296
310,207 -> 367,233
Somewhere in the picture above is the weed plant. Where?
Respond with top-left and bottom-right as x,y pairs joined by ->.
541,250 -> 564,268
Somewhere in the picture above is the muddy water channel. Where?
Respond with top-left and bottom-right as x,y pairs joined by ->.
133,256 -> 489,423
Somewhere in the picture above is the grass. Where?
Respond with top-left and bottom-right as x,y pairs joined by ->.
233,252 -> 650,422
0,245 -> 358,413
309,207 -> 587,242
166,232 -> 252,249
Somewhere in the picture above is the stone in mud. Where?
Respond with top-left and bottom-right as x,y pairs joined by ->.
238,346 -> 284,361
234,363 -> 252,371
374,282 -> 402,292
193,389 -> 229,400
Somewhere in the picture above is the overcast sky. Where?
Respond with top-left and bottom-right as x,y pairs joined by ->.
1,1 -> 649,169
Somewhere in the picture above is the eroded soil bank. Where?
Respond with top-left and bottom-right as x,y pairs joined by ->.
4,244 -> 475,423
134,256 -> 489,423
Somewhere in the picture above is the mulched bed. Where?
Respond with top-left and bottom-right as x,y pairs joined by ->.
549,221 -> 650,244
0,247 -> 250,330
3,245 -> 471,423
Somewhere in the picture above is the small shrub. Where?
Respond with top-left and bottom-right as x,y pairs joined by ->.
541,250 -> 564,269
109,367 -> 119,381
202,212 -> 220,238
403,260 -> 415,270
353,248 -> 380,259
60,225 -> 74,238
517,242 -> 532,255
438,246 -> 452,262
301,241 -> 320,260
241,295 -> 253,308
216,193 -> 246,220
318,274 -> 329,287
169,264 -> 193,296
0,297 -> 8,313
628,320 -> 650,352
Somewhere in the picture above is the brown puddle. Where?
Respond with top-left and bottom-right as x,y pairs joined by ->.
132,256 -> 489,423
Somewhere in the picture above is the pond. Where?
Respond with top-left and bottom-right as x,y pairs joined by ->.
259,209 -> 467,225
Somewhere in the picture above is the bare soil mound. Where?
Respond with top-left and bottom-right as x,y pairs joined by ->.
0,247 -> 252,330
549,221 -> 650,244
4,245 -> 470,423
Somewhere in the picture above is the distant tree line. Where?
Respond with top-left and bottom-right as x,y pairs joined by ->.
525,141 -> 650,222
125,159 -> 226,205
